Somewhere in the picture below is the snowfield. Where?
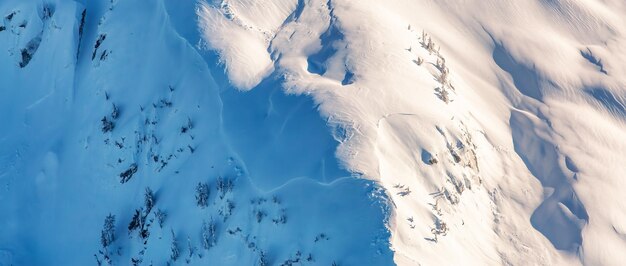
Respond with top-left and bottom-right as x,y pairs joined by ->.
1,0 -> 626,265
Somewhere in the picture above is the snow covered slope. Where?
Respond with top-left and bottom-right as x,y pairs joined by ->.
195,0 -> 626,264
0,0 -> 392,265
2,0 -> 626,265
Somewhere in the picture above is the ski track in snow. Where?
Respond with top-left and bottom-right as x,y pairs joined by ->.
1,0 -> 626,265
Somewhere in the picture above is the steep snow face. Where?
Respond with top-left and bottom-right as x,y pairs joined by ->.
0,0 -> 393,265
197,0 -> 626,265
196,0 -> 299,89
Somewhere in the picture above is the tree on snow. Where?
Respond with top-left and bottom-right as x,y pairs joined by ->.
195,182 -> 209,208
101,214 -> 116,248
201,219 -> 217,249
144,187 -> 154,213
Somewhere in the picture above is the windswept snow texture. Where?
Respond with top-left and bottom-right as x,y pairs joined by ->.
197,0 -> 626,265
3,0 -> 626,265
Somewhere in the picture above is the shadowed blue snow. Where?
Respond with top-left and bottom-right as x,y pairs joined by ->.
0,1 -> 394,265
492,40 -> 543,102
580,49 -> 608,75
492,34 -> 589,253
585,88 -> 626,118
306,5 -> 344,76
510,104 -> 588,253
220,75 -> 350,190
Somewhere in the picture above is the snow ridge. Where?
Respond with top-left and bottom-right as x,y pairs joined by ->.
198,0 -> 626,265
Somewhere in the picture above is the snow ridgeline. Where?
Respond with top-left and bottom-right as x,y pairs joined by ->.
198,0 -> 626,265
0,0 -> 392,265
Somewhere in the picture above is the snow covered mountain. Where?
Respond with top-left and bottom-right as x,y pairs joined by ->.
1,0 -> 625,265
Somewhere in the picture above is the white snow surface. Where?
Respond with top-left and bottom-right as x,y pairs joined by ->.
198,0 -> 626,265
2,0 -> 626,265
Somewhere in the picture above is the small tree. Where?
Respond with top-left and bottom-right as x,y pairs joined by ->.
218,200 -> 235,221
187,236 -> 195,262
426,37 -> 435,54
437,68 -> 449,86
181,117 -> 193,134
144,187 -> 154,213
195,182 -> 209,208
170,229 -> 180,262
216,177 -> 233,199
436,57 -> 447,72
255,210 -> 265,223
437,87 -> 450,104
101,116 -> 115,133
119,163 -> 138,183
101,214 -> 116,248
111,104 -> 120,119
128,207 -> 151,240
128,209 -> 141,234
155,209 -> 166,228
258,250 -> 268,266
201,219 -> 217,250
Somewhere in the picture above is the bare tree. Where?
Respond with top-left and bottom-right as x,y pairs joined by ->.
258,250 -> 268,266
144,187 -> 154,213
128,209 -> 141,234
426,37 -> 435,54
201,219 -> 217,249
195,182 -> 209,208
216,176 -> 234,199
101,214 -> 116,248
170,229 -> 179,262
155,209 -> 166,228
